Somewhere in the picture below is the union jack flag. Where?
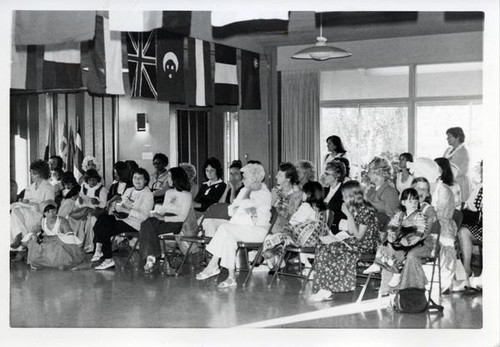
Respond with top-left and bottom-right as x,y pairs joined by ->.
127,31 -> 158,99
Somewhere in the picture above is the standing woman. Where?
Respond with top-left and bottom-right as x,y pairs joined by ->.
91,168 -> 154,270
433,157 -> 459,292
11,160 -> 56,248
193,157 -> 227,213
140,167 -> 192,273
322,135 -> 348,173
395,152 -> 414,194
309,180 -> 379,302
443,127 -> 471,204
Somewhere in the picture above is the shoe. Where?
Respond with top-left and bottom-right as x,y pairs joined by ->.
10,233 -> 23,249
217,278 -> 237,289
388,273 -> 401,287
452,278 -> 470,292
469,275 -> 482,290
308,289 -> 333,302
144,256 -> 156,273
363,263 -> 381,275
95,259 -> 115,270
163,262 -> 176,276
196,267 -> 221,280
91,252 -> 103,262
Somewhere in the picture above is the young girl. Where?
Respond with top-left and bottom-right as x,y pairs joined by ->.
262,181 -> 326,270
26,200 -> 84,270
309,180 -> 379,302
364,188 -> 427,291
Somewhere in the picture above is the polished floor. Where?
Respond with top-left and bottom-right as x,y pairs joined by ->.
10,252 -> 483,329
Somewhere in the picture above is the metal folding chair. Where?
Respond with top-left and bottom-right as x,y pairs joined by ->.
119,231 -> 140,270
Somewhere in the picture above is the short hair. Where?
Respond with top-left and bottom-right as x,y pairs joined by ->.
84,169 -> 102,183
51,168 -> 64,180
169,167 -> 191,192
434,157 -> 454,186
411,177 -> 432,204
399,152 -> 414,163
446,127 -> 465,143
230,160 -> 243,170
61,171 -> 78,186
241,163 -> 266,184
368,156 -> 392,181
43,202 -> 57,214
133,167 -> 150,186
296,160 -> 316,182
203,157 -> 224,181
326,160 -> 346,183
278,162 -> 299,185
49,155 -> 64,169
179,162 -> 197,182
302,181 -> 326,211
30,159 -> 51,179
399,188 -> 420,212
326,135 -> 347,155
113,161 -> 130,182
153,153 -> 169,167
333,157 -> 350,177
247,160 -> 262,165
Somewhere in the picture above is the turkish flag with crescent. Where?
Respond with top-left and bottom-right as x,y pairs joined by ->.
156,30 -> 185,103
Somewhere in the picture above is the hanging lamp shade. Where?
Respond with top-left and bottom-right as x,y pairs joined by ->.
291,36 -> 351,61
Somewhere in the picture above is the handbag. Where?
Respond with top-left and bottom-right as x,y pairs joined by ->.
393,288 -> 428,313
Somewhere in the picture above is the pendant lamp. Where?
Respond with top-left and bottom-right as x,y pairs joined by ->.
291,13 -> 351,61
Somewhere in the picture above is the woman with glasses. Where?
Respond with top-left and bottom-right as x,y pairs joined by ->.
365,156 -> 400,218
149,153 -> 170,204
363,188 -> 427,292
322,160 -> 347,234
193,157 -> 227,213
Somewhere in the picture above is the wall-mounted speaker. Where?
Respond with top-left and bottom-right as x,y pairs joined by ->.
137,113 -> 147,132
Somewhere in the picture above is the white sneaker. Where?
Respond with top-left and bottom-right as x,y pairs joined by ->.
388,273 -> 401,287
363,263 -> 381,275
469,275 -> 482,290
95,259 -> 115,270
91,252 -> 103,262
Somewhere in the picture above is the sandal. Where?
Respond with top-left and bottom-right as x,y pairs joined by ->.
196,267 -> 221,280
217,278 -> 237,289
144,256 -> 156,274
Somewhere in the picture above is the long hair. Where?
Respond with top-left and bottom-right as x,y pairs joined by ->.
203,157 -> 224,181
399,188 -> 420,213
169,167 -> 191,192
327,135 -> 347,155
302,181 -> 326,211
341,180 -> 375,215
434,157 -> 454,186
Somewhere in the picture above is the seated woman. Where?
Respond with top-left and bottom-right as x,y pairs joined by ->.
458,160 -> 483,289
364,188 -> 427,292
195,163 -> 272,289
220,160 -> 244,204
25,200 -> 84,270
50,167 -> 64,202
179,162 -> 199,199
57,171 -> 81,218
323,160 -> 347,234
67,169 -> 108,253
263,181 -> 327,269
193,157 -> 227,213
139,167 -> 192,273
309,180 -> 379,302
11,160 -> 56,250
395,152 -> 414,194
365,156 -> 400,218
433,157 -> 459,292
150,153 -> 170,204
295,160 -> 316,190
79,156 -> 100,185
91,168 -> 154,270
270,162 -> 303,231
333,157 -> 351,181
107,161 -> 133,202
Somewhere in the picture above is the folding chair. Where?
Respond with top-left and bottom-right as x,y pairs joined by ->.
119,231 -> 140,270
159,203 -> 231,276
422,221 -> 444,312
237,207 -> 278,286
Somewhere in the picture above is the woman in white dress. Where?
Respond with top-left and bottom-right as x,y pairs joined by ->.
395,152 -> 414,194
443,127 -> 470,205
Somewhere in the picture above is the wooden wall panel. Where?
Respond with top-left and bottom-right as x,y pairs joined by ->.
103,96 -> 114,186
83,92 -> 94,158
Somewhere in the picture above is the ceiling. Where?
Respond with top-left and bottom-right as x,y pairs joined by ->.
194,11 -> 484,51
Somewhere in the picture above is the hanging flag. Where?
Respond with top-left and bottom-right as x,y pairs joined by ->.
109,11 -> 163,32
212,11 -> 289,38
81,14 -> 125,95
162,11 -> 192,36
74,126 -> 84,180
14,11 -> 96,46
43,113 -> 56,161
214,44 -> 239,105
156,30 -> 185,103
43,42 -> 83,91
67,127 -> 75,175
11,45 -> 44,90
127,31 -> 158,99
186,38 -> 213,107
241,50 -> 261,110
59,122 -> 68,169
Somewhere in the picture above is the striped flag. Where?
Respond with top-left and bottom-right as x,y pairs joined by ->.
43,42 -> 83,91
187,38 -> 213,107
214,44 -> 239,105
74,127 -> 84,180
59,122 -> 68,169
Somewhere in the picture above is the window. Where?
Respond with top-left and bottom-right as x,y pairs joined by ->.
15,135 -> 28,191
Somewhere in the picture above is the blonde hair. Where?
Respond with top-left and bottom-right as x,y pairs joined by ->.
296,160 -> 316,182
368,156 -> 392,181
241,163 -> 265,184
341,180 -> 375,215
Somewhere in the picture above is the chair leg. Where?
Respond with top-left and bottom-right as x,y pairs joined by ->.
300,261 -> 315,294
174,242 -> 194,277
243,246 -> 263,287
356,273 -> 373,304
268,251 -> 289,288
122,237 -> 139,270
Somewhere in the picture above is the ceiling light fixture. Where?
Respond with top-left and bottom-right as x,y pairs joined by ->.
291,13 -> 352,61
